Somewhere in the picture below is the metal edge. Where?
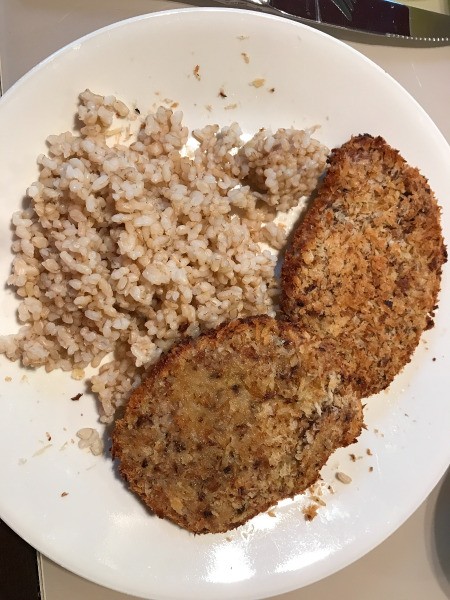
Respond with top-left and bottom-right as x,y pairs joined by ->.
386,33 -> 450,42
37,553 -> 46,600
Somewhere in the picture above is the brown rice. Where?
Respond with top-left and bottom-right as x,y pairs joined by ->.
0,89 -> 328,423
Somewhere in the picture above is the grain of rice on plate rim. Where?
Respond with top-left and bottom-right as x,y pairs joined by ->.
0,88 -> 328,429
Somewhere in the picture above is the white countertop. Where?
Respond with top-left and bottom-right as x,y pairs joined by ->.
1,1 -> 449,599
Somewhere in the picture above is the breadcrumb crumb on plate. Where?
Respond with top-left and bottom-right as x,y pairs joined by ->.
303,504 -> 320,521
250,78 -> 265,88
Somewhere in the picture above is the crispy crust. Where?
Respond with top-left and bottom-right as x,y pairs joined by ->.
112,315 -> 362,534
281,134 -> 447,397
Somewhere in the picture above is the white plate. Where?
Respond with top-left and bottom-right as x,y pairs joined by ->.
0,8 -> 449,600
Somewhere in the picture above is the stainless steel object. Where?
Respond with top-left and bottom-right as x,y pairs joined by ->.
218,0 -> 450,42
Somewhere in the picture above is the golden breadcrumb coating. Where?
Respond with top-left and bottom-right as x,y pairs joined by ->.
281,134 -> 446,397
112,316 -> 362,534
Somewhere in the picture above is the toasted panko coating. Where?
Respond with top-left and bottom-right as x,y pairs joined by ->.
112,316 -> 362,534
281,134 -> 446,397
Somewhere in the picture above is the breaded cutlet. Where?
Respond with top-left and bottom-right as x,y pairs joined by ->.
112,315 -> 362,534
281,134 -> 447,397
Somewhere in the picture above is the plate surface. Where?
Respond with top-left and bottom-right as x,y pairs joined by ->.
0,8 -> 449,600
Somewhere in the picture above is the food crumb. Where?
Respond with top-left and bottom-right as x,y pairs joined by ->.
71,393 -> 83,401
71,368 -> 85,381
46,432 -> 52,442
241,52 -> 250,64
171,102 -> 179,109
366,448 -> 373,456
134,107 -> 140,115
335,471 -> 352,484
310,495 -> 326,507
193,65 -> 201,81
349,453 -> 362,462
21,374 -> 28,383
327,485 -> 335,494
432,357 -> 436,361
268,87 -> 275,93
33,444 -> 53,457
218,88 -> 227,98
369,466 -> 374,472
18,458 -> 27,466
250,78 -> 265,88
61,492 -> 69,498
76,428 -> 104,456
59,442 -> 68,451
225,535 -> 233,542
224,103 -> 238,111
237,35 -> 249,40
267,509 -> 276,517
303,503 -> 319,521
205,104 -> 213,112
308,482 -> 323,497
4,376 -> 12,382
